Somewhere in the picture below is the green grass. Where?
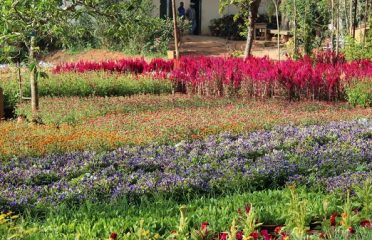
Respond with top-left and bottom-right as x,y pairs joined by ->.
0,71 -> 173,113
2,188 -> 369,240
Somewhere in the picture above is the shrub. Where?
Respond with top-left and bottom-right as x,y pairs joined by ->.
345,79 -> 372,107
209,15 -> 245,40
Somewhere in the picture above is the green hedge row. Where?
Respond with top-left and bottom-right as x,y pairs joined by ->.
0,71 -> 173,115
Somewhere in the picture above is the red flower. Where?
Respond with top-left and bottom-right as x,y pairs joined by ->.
219,232 -> 228,240
201,222 -> 209,231
250,231 -> 259,240
261,229 -> 272,240
281,232 -> 290,240
360,220 -> 372,228
110,232 -> 118,240
330,213 -> 337,227
236,230 -> 243,240
274,226 -> 283,235
348,227 -> 355,234
245,204 -> 251,214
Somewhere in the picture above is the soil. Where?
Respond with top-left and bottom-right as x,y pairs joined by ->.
42,35 -> 287,64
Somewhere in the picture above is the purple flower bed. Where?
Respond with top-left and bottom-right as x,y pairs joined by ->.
1,120 -> 371,209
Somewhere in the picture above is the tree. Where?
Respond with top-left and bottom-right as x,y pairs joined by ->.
0,0 -> 79,122
272,0 -> 281,60
219,0 -> 262,59
280,0 -> 330,56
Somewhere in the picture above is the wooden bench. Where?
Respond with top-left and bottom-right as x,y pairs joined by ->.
269,29 -> 292,42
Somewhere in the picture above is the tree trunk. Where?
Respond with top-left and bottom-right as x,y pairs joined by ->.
273,0 -> 280,60
331,0 -> 335,51
293,0 -> 298,57
243,0 -> 261,60
336,0 -> 340,54
363,0 -> 369,45
352,0 -> 358,38
30,35 -> 39,122
345,0 -> 350,33
171,0 -> 180,59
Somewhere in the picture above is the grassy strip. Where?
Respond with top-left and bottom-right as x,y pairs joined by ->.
0,71 -> 172,112
1,188 -> 371,239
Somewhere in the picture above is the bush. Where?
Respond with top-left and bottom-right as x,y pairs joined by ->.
346,79 -> 372,107
209,15 -> 245,40
67,0 -> 174,55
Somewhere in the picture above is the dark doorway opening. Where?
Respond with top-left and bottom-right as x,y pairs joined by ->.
160,0 -> 171,19
190,0 -> 201,35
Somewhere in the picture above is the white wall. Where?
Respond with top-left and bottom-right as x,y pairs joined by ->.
152,0 -> 270,35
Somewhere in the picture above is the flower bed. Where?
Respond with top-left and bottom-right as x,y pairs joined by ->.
52,54 -> 372,101
1,120 -> 370,209
2,98 -> 370,159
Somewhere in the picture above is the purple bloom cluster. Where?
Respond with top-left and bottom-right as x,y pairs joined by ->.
1,120 -> 371,208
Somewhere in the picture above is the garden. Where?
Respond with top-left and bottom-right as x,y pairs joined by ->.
1,0 -> 372,240
0,52 -> 371,239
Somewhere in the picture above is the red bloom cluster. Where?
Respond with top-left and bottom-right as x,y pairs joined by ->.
52,58 -> 173,75
109,232 -> 118,240
171,56 -> 372,101
53,55 -> 372,101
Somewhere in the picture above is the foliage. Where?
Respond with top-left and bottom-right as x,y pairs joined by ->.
0,0 -> 71,62
283,186 -> 309,239
61,0 -> 173,55
280,0 -> 330,55
343,36 -> 372,61
209,15 -> 245,40
345,79 -> 372,107
1,188 -> 372,239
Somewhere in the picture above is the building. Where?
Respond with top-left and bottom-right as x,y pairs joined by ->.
152,0 -> 272,35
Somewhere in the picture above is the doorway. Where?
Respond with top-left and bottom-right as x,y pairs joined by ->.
160,0 -> 172,19
190,0 -> 201,35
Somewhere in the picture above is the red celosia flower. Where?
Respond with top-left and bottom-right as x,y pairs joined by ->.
219,232 -> 228,240
360,220 -> 372,228
250,231 -> 259,240
330,213 -> 337,227
201,222 -> 209,231
281,232 -> 290,240
245,204 -> 251,214
110,232 -> 118,240
236,230 -> 243,240
261,229 -> 272,240
348,227 -> 355,234
274,226 -> 282,234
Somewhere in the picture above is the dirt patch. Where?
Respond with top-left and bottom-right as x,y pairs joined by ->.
42,36 -> 287,64
43,49 -> 131,64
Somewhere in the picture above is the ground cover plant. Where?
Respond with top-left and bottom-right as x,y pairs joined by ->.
1,120 -> 371,209
1,97 -> 370,159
